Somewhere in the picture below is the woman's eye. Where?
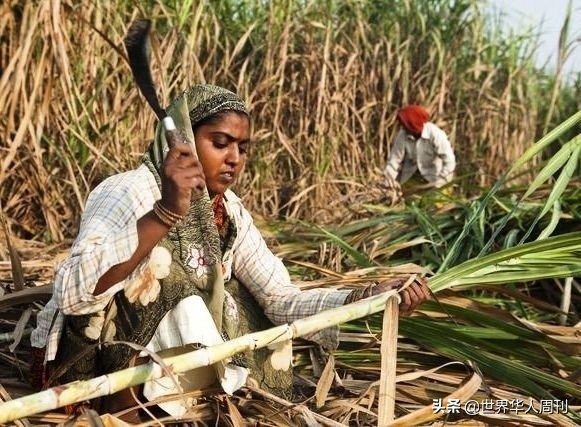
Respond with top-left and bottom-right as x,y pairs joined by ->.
213,140 -> 228,149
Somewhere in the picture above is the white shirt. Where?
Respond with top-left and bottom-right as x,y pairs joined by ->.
384,122 -> 456,186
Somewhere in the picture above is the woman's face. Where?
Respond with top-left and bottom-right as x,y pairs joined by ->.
194,111 -> 251,197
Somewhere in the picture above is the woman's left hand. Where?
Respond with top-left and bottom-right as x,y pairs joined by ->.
384,277 -> 431,316
345,277 -> 431,317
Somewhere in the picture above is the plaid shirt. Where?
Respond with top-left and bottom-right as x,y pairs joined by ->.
384,122 -> 456,186
31,165 -> 349,361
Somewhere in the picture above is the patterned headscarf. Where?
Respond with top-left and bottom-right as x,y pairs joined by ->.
396,105 -> 429,135
144,84 -> 249,174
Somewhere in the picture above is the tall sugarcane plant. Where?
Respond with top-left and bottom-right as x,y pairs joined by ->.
2,0 -> 579,240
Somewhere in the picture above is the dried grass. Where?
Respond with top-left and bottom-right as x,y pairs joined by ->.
0,0 -> 564,241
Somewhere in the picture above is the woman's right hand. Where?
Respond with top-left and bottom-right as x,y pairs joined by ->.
94,130 -> 202,295
160,130 -> 206,216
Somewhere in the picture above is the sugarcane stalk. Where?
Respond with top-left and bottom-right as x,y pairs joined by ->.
559,277 -> 573,325
0,290 -> 400,423
378,296 -> 400,425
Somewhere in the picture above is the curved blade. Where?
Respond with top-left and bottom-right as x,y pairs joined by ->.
124,19 -> 166,120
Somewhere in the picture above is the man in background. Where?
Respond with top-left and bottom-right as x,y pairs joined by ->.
384,105 -> 456,190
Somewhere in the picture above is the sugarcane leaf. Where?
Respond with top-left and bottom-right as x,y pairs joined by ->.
0,285 -> 53,311
538,144 -> 580,218
314,224 -> 373,267
388,372 -> 481,427
473,118 -> 580,256
537,200 -> 561,240
518,144 -> 580,243
429,232 -> 581,292
455,267 -> 581,286
522,138 -> 578,199
8,307 -> 32,353
315,354 -> 335,408
225,396 -> 245,426
398,319 -> 581,398
419,300 -> 580,361
508,111 -> 580,175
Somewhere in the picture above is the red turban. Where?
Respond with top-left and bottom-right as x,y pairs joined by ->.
396,105 -> 429,135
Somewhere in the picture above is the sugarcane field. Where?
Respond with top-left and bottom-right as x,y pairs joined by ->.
0,0 -> 580,426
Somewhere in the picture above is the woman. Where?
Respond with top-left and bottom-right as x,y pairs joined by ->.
31,85 -> 430,419
384,105 -> 456,189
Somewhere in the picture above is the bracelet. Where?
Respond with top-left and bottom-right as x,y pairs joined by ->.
345,281 -> 378,304
362,281 -> 378,298
157,201 -> 184,222
153,201 -> 184,228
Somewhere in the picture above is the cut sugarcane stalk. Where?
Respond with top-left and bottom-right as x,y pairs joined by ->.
378,295 -> 400,425
0,290 -> 400,424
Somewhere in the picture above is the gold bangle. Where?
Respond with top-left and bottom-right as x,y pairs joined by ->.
153,203 -> 175,227
156,201 -> 184,222
153,201 -> 184,227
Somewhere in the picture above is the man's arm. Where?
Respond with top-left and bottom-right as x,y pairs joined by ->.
384,130 -> 407,181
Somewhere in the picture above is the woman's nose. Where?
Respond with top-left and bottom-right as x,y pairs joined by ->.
225,145 -> 240,165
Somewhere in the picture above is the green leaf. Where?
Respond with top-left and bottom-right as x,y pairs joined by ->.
508,111 -> 581,175
429,232 -> 581,292
537,200 -> 561,240
538,144 -> 580,218
522,138 -> 579,200
314,224 -> 373,267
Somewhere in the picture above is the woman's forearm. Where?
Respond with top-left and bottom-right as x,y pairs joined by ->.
93,211 -> 171,296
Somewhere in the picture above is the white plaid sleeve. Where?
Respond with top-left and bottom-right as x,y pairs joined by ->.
55,167 -> 158,314
32,166 -> 159,357
229,196 -> 350,350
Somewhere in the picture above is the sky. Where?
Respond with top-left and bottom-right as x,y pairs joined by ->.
487,0 -> 581,78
